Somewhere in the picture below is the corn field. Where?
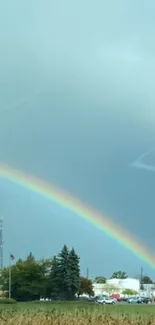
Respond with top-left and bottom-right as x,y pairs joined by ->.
0,306 -> 155,325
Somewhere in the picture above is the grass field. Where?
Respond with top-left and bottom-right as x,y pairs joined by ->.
0,301 -> 155,324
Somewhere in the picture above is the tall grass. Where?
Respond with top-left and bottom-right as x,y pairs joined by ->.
0,302 -> 155,324
0,312 -> 155,325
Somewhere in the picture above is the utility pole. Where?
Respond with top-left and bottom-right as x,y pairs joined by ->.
0,217 -> 4,270
140,266 -> 144,290
9,255 -> 11,299
9,254 -> 15,299
87,268 -> 89,279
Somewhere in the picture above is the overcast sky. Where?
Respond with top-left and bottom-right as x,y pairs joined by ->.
1,0 -> 155,278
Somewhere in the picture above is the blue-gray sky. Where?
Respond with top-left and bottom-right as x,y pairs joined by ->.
1,0 -> 155,278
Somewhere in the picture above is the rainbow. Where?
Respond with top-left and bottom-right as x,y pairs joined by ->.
0,163 -> 155,269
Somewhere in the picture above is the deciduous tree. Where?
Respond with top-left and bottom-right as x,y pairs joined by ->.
1,254 -> 45,301
0,246 -> 80,301
111,271 -> 128,279
94,276 -> 106,283
142,276 -> 153,284
122,289 -> 137,295
78,277 -> 94,297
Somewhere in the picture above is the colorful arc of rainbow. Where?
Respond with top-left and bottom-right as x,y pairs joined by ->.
0,164 -> 155,269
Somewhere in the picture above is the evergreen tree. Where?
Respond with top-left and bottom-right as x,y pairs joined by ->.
58,245 -> 72,299
69,248 -> 80,299
48,256 -> 60,299
0,246 -> 81,301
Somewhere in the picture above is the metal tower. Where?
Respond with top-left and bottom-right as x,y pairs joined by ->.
0,217 -> 4,269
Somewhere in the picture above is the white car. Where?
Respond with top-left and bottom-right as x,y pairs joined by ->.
127,297 -> 138,303
97,297 -> 116,305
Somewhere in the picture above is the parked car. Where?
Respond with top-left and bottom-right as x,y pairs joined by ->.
137,297 -> 150,304
97,297 -> 116,305
118,297 -> 127,302
127,297 -> 138,303
109,296 -> 118,302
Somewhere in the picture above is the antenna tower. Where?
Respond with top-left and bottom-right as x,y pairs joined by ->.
0,217 -> 4,269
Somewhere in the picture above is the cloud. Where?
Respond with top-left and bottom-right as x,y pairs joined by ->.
130,148 -> 155,173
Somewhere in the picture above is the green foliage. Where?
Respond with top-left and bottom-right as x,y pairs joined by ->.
142,276 -> 153,284
0,298 -> 17,304
122,289 -> 138,295
94,276 -> 106,283
1,254 -> 46,301
1,247 -> 153,303
0,246 -> 80,302
68,248 -> 80,298
111,271 -> 128,279
54,245 -> 80,300
48,255 -> 61,299
58,245 -> 72,300
78,277 -> 94,297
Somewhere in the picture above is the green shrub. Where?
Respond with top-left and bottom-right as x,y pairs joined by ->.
0,298 -> 17,304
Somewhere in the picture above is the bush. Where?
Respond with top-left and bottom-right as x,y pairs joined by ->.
0,298 -> 17,304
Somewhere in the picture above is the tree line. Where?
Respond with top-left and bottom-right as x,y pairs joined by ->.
95,272 -> 153,284
0,246 -> 153,301
0,245 -> 93,301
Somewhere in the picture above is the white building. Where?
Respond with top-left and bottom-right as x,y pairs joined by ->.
93,278 -> 140,297
140,284 -> 155,297
106,278 -> 140,292
93,283 -> 106,296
